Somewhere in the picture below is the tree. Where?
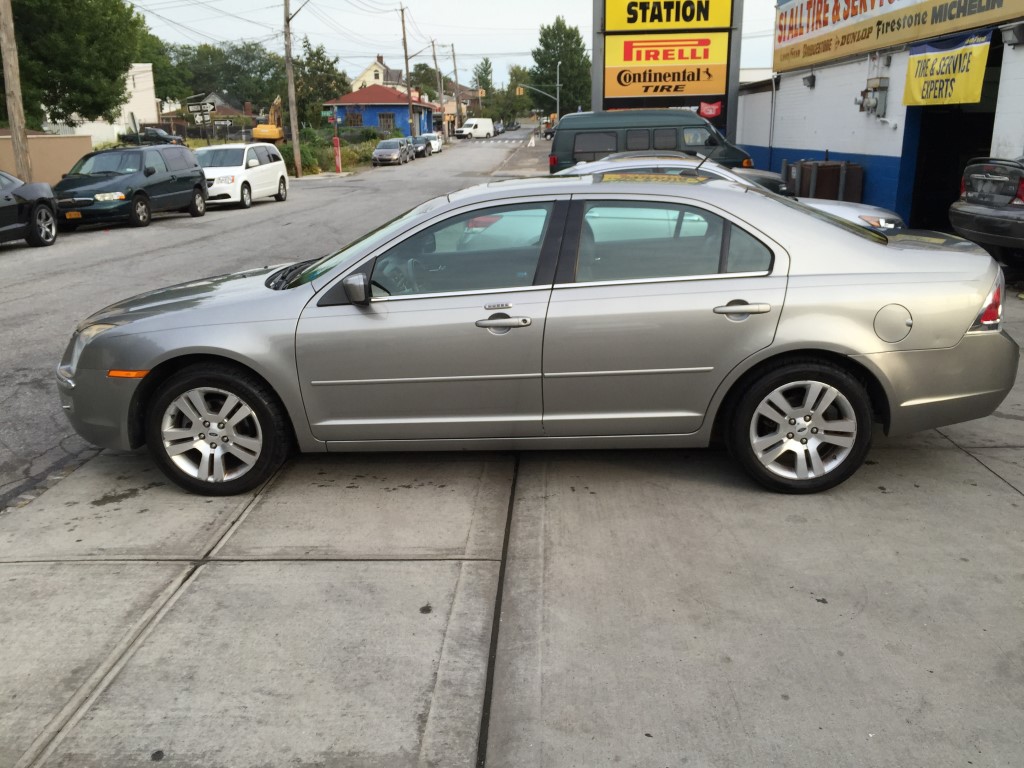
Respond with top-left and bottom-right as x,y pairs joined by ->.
410,63 -> 439,102
472,57 -> 493,95
174,41 -> 284,110
137,32 -> 191,103
1,0 -> 146,127
295,37 -> 350,127
530,16 -> 591,118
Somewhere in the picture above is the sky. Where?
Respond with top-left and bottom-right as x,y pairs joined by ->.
135,0 -> 777,86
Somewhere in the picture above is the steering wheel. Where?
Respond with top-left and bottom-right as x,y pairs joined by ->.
406,258 -> 427,292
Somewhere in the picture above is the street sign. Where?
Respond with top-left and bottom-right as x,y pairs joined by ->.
320,110 -> 331,117
194,113 -> 211,125
187,102 -> 216,113
214,119 -> 232,127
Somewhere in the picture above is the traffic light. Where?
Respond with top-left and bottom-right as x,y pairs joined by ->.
478,88 -> 486,97
515,86 -> 524,96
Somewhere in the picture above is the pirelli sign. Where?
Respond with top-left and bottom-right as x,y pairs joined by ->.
604,34 -> 730,97
603,0 -> 734,102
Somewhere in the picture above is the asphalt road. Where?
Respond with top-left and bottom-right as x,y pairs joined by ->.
0,133 -> 531,510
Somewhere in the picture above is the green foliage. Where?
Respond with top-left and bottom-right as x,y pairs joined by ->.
137,32 -> 190,102
2,0 -> 146,127
410,63 -> 440,102
172,42 -> 285,110
530,16 -> 592,118
472,58 -> 494,95
295,37 -> 350,128
279,139 -> 378,175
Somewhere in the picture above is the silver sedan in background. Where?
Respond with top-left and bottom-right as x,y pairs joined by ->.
57,175 -> 1018,496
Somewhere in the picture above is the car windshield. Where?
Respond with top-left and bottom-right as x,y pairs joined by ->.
195,148 -> 245,167
68,151 -> 143,175
413,137 -> 426,144
286,196 -> 450,287
377,140 -> 400,149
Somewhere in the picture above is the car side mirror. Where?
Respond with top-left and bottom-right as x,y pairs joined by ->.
144,166 -> 157,177
247,158 -> 259,168
342,273 -> 371,306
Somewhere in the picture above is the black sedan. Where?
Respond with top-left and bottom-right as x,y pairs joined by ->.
0,170 -> 58,247
949,156 -> 1024,264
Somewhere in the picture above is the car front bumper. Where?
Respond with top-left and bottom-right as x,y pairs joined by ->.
949,201 -> 1024,251
57,366 -> 141,451
57,198 -> 133,224
206,180 -> 242,203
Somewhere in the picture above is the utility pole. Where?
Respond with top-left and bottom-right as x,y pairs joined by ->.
451,45 -> 462,131
431,39 -> 443,132
556,60 -> 561,121
0,0 -> 31,181
283,0 -> 302,178
400,6 -> 415,137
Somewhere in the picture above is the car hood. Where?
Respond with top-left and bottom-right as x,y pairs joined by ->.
199,164 -> 243,175
81,264 -> 311,332
54,174 -> 134,196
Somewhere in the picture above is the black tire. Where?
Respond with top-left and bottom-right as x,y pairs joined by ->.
129,195 -> 151,227
727,360 -> 873,494
26,203 -> 57,247
145,363 -> 292,496
239,182 -> 252,209
188,187 -> 206,217
274,178 -> 287,202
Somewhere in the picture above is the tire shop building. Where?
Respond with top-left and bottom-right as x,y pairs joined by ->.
736,0 -> 1024,228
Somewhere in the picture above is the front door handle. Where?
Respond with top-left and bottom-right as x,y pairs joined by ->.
713,303 -> 771,315
475,316 -> 532,328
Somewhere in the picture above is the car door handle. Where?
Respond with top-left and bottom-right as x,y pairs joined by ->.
475,316 -> 532,328
713,303 -> 771,315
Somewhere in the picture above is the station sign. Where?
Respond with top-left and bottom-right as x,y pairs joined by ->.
605,0 -> 733,32
774,0 -> 1020,73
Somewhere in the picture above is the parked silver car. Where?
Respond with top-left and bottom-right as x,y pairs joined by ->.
558,153 -> 906,233
57,175 -> 1018,496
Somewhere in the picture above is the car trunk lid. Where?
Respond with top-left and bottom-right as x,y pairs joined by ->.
961,157 -> 1024,208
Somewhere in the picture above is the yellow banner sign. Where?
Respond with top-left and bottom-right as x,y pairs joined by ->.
606,0 -> 733,32
904,31 -> 990,105
773,0 -> 1018,72
604,33 -> 729,97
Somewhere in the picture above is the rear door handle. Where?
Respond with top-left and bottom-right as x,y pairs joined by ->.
713,303 -> 771,315
475,316 -> 532,328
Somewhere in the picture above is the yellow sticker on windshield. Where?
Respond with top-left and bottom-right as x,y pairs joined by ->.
599,172 -> 711,184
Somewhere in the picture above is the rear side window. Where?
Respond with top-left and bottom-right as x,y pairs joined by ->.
653,128 -> 677,150
575,201 -> 772,282
625,129 -> 649,151
573,131 -> 617,163
163,147 -> 191,172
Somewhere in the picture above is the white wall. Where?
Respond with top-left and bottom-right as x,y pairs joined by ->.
736,88 -> 772,148
991,42 -> 1024,158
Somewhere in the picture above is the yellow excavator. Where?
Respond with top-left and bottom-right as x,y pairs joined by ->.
253,96 -> 285,143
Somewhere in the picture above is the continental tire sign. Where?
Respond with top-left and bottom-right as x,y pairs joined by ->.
774,0 -> 1019,72
604,33 -> 730,97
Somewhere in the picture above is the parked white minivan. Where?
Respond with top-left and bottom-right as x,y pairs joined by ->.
455,118 -> 494,139
195,143 -> 289,209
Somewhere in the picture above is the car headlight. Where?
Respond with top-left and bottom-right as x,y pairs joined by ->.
94,192 -> 126,202
59,323 -> 116,379
215,175 -> 236,185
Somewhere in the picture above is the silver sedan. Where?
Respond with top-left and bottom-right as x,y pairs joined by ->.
57,175 -> 1019,495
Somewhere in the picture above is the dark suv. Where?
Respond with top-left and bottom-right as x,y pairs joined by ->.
54,145 -> 207,229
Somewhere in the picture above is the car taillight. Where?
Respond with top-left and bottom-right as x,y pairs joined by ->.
1013,177 -> 1024,206
549,154 -> 557,169
970,274 -> 1003,331
959,175 -> 966,198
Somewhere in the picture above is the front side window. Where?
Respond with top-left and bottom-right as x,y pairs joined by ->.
575,201 -> 771,282
255,146 -> 273,164
143,149 -> 168,173
370,203 -> 554,297
681,127 -> 714,147
573,131 -> 617,163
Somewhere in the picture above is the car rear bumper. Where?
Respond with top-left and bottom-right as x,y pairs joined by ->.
857,330 -> 1020,436
949,201 -> 1024,250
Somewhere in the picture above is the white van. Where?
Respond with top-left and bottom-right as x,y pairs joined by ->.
455,118 -> 494,139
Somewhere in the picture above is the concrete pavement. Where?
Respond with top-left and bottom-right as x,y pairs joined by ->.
1,134 -> 1022,766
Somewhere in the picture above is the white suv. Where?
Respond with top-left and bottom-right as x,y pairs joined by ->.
195,143 -> 289,209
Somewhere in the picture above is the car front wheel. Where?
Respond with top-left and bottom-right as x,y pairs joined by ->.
239,182 -> 252,209
26,203 -> 57,246
189,187 -> 206,217
129,195 -> 151,227
145,364 -> 292,495
728,361 -> 872,494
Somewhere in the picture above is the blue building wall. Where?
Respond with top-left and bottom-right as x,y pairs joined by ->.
739,143 -> 907,220
332,105 -> 433,136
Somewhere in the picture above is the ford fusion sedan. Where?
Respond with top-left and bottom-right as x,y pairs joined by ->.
57,175 -> 1018,496
54,145 -> 207,228
195,143 -> 289,209
0,170 -> 58,247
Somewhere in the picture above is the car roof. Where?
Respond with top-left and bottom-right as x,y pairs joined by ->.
554,109 -> 709,130
195,143 -> 265,150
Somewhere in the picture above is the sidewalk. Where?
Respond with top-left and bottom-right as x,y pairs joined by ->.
491,129 -> 551,178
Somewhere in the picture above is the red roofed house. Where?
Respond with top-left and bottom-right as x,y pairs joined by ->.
324,84 -> 436,137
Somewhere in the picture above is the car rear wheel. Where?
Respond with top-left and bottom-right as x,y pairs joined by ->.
26,204 -> 57,247
129,195 -> 151,227
188,187 -> 206,217
146,364 -> 292,496
728,361 -> 872,493
274,178 -> 287,202
239,182 -> 252,209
